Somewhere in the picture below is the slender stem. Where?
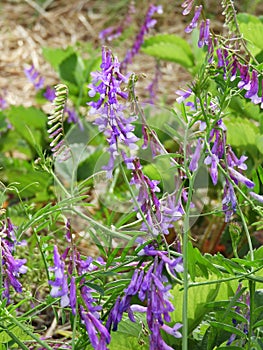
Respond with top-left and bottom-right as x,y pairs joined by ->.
182,175 -> 194,350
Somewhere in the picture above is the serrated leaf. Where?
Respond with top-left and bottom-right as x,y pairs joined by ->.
141,34 -> 194,68
170,275 -> 237,333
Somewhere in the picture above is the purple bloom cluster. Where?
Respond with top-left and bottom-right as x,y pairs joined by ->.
130,158 -> 184,235
48,230 -> 110,350
204,119 -> 254,221
106,244 -> 182,348
24,65 -> 44,90
1,219 -> 27,302
121,4 -> 163,72
88,46 -> 139,177
0,94 -> 8,110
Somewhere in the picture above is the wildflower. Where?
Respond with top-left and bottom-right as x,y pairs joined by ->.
244,69 -> 261,104
237,63 -> 250,90
44,86 -> 56,102
181,0 -> 195,16
24,65 -> 44,90
130,158 -> 161,235
185,5 -> 202,33
0,219 -> 27,302
89,47 -> 138,177
99,2 -> 135,42
106,249 -> 182,348
198,19 -> 210,48
80,306 -> 110,350
189,138 -> 203,171
249,191 -> 263,203
0,95 -> 8,110
222,180 -> 237,222
121,4 -> 162,72
48,246 -> 69,307
228,167 -> 254,188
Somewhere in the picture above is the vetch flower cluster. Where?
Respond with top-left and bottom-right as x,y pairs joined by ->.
48,225 -> 110,350
24,65 -> 44,90
121,4 -> 162,72
99,2 -> 135,42
0,219 -> 27,302
204,119 -> 254,221
106,244 -> 182,349
88,46 -> 139,177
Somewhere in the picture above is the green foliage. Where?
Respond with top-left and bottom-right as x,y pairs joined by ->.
141,33 -> 194,68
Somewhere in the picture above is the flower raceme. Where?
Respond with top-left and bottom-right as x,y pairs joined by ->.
88,46 -> 139,177
106,245 -> 182,349
0,219 -> 27,302
120,4 -> 163,72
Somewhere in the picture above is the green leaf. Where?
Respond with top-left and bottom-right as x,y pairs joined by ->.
59,53 -> 85,86
42,46 -> 75,71
5,106 -> 47,150
109,314 -> 149,350
170,275 -> 237,332
210,321 -> 245,338
237,13 -> 263,55
224,117 -> 260,150
0,324 -> 34,344
141,34 -> 194,68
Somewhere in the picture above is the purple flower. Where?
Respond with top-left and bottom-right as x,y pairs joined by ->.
237,63 -> 250,90
121,4 -> 162,72
189,138 -> 203,171
69,276 -> 77,315
80,306 -> 110,350
49,246 -> 69,307
44,86 -> 56,102
198,19 -> 210,48
130,158 -> 162,235
0,95 -> 8,110
228,167 -> 254,188
222,180 -> 237,222
244,69 -> 261,104
249,191 -> 263,203
185,5 -> 202,33
176,88 -> 193,103
106,251 -> 182,349
181,0 -> 195,16
24,65 -> 44,90
99,3 -> 135,42
1,219 -> 27,302
89,47 -> 138,177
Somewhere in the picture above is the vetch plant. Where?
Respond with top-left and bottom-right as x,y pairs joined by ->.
0,1 -> 263,350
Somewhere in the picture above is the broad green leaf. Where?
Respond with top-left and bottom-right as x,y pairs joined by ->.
59,53 -> 85,86
5,106 -> 47,150
225,117 -> 259,150
109,314 -> 149,350
170,275 -> 237,332
141,34 -> 194,68
237,13 -> 263,55
42,46 -> 75,70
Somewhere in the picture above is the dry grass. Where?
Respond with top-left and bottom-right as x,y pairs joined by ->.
0,0 -> 195,108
